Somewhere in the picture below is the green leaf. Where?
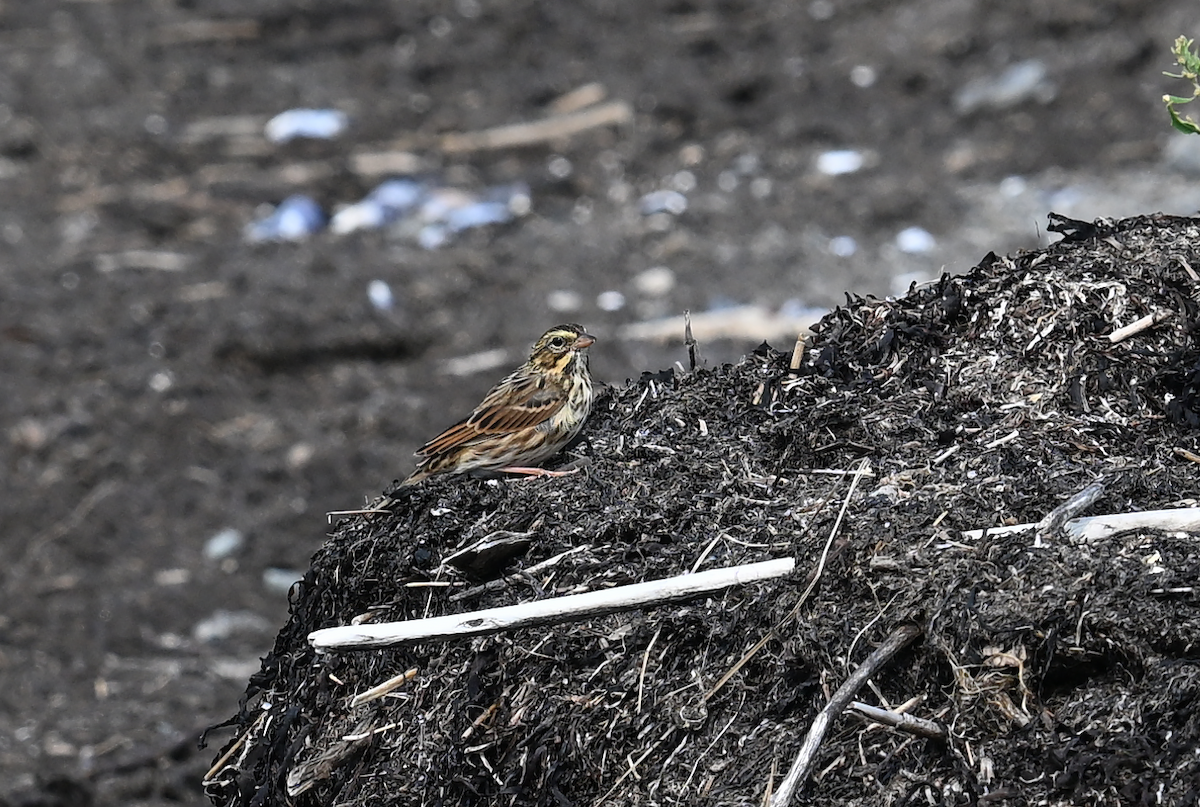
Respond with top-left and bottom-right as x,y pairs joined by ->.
1168,104 -> 1200,135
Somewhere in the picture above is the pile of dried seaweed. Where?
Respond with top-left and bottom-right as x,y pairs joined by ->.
206,214 -> 1200,807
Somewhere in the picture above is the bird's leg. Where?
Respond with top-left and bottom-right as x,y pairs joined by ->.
500,466 -> 579,478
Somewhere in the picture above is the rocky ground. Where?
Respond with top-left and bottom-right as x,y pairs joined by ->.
2,1 -> 1200,805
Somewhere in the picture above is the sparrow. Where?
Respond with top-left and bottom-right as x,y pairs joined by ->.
401,324 -> 596,485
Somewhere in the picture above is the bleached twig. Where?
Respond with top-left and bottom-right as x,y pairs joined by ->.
350,667 -> 419,708
1173,447 -> 1200,464
1108,310 -> 1172,343
438,101 -> 632,153
309,557 -> 795,650
959,507 -> 1200,543
770,624 -> 923,807
1034,480 -> 1105,545
849,701 -> 946,740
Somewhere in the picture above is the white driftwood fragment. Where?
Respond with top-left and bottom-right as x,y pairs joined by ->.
439,100 -> 632,153
309,557 -> 795,651
1108,310 -> 1171,343
959,507 -> 1200,542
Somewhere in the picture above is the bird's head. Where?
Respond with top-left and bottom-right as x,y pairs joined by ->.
530,324 -> 595,373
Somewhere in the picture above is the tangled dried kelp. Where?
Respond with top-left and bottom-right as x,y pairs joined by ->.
206,214 -> 1200,807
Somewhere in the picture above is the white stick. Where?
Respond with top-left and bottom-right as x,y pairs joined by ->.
959,507 -> 1200,542
1108,310 -> 1171,343
309,557 -> 796,651
438,101 -> 632,153
849,701 -> 946,740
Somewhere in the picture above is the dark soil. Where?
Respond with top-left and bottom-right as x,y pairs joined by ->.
2,2 -> 1199,806
207,214 -> 1200,806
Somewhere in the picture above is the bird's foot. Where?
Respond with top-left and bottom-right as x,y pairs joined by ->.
500,466 -> 579,478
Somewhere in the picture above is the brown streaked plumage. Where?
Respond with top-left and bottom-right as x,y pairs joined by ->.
401,324 -> 596,485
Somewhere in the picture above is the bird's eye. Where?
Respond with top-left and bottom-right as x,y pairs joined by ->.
548,337 -> 566,349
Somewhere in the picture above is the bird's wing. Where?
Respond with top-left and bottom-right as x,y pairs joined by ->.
416,371 -> 567,457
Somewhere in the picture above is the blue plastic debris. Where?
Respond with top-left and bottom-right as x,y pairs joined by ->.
638,189 -> 688,216
330,178 -> 427,234
331,179 -> 531,248
244,195 -> 325,242
264,109 -> 348,143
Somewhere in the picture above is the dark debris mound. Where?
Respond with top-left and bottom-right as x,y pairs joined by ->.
206,215 -> 1200,807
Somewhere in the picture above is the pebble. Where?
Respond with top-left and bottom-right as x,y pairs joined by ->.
999,176 -> 1028,197
895,226 -> 936,254
148,371 -> 173,392
815,149 -> 864,176
193,609 -> 271,643
953,60 -> 1055,115
264,108 -> 348,143
368,279 -> 395,311
633,266 -> 676,297
828,235 -> 858,257
547,289 -> 583,313
597,290 -> 626,311
245,195 -> 325,242
203,527 -> 244,561
850,65 -> 877,88
749,177 -> 773,199
262,567 -> 305,594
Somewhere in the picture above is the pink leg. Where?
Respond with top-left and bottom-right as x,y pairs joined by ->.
500,466 -> 579,478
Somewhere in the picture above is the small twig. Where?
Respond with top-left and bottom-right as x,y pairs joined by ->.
984,430 -> 1019,450
770,624 -> 923,806
788,334 -> 805,373
762,755 -> 779,806
344,722 -> 397,742
1034,479 -> 1105,545
311,557 -> 796,650
1108,309 -> 1172,343
156,19 -> 260,45
636,627 -> 662,714
690,533 -> 724,574
350,668 -> 419,708
327,508 -> 391,522
550,82 -> 608,114
203,712 -> 266,783
684,310 -> 699,371
461,701 -> 499,740
849,701 -> 946,740
592,728 -> 674,805
439,100 -> 632,153
931,444 -> 959,465
1173,446 -> 1200,464
1176,255 -> 1200,283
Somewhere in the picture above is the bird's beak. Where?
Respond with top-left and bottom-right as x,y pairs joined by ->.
574,333 -> 596,349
